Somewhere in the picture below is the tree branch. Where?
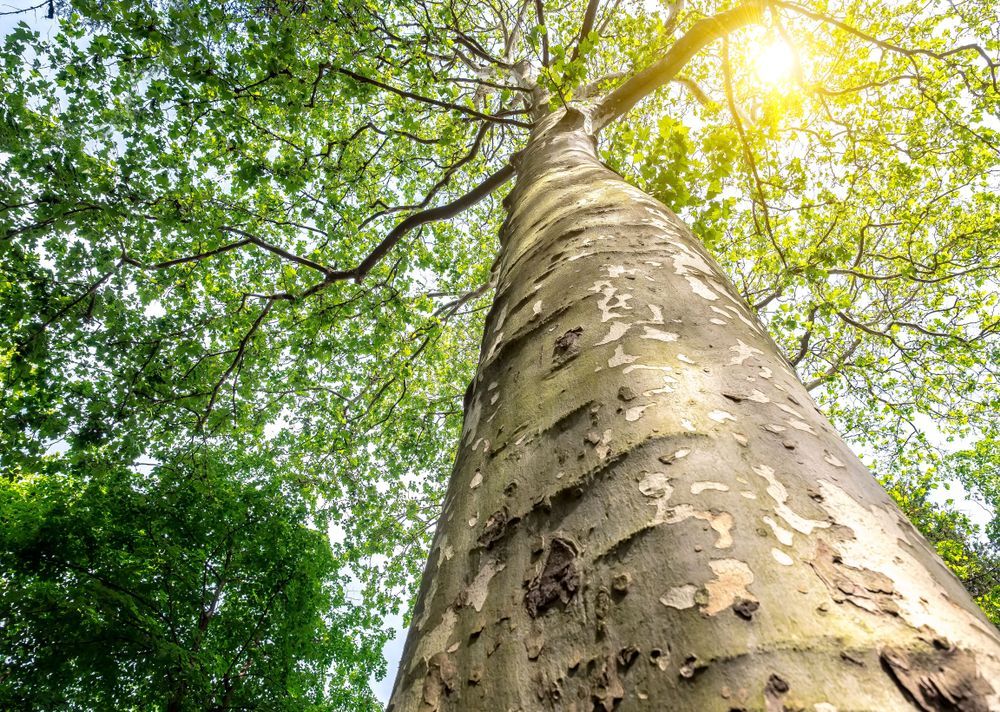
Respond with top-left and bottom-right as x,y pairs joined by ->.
327,164 -> 516,285
219,227 -> 332,275
450,26 -> 515,69
721,38 -> 785,268
433,277 -> 496,317
789,305 -> 818,366
534,0 -> 550,66
576,70 -> 629,99
198,300 -> 275,430
593,0 -> 765,128
837,310 -> 910,353
358,122 -> 493,230
124,229 -> 333,278
672,76 -> 712,106
804,337 -> 862,391
335,67 -> 532,128
595,0 -> 624,35
663,0 -> 685,36
40,261 -> 122,330
122,239 -> 253,271
1,0 -> 47,16
570,0 -> 602,62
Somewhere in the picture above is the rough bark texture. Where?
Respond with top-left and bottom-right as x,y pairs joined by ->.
388,109 -> 1000,711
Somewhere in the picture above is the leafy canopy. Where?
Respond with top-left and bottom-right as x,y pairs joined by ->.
1,0 -> 998,706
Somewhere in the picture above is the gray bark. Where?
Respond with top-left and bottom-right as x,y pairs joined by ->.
388,108 -> 1000,711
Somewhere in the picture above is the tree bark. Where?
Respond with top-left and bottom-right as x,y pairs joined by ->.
388,108 -> 1000,711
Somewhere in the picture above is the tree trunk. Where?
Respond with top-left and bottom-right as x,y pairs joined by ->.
388,109 -> 1000,711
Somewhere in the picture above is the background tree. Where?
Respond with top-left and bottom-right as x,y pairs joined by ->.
0,0 -> 998,707
1,440 -> 384,710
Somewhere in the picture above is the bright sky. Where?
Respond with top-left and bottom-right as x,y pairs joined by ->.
754,39 -> 797,86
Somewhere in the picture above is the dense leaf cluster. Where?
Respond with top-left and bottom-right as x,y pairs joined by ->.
2,443 -> 384,710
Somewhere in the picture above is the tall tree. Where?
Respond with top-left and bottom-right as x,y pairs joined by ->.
387,106 -> 1000,709
1,0 -> 998,708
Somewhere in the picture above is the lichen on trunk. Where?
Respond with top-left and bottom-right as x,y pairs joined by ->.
388,108 -> 1000,711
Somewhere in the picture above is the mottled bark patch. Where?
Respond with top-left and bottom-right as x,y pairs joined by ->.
810,539 -> 900,615
764,673 -> 790,712
591,654 -> 626,711
524,537 -> 580,617
881,643 -> 994,712
478,507 -> 519,549
702,559 -> 756,616
456,558 -> 505,612
553,326 -> 584,365
660,584 -> 698,610
420,652 -> 458,712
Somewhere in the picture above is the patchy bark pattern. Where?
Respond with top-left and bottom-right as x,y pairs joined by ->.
420,652 -> 458,711
525,537 -> 582,618
764,673 -> 790,712
810,538 -> 900,616
554,327 -> 585,365
881,644 -> 994,712
388,109 -> 1000,711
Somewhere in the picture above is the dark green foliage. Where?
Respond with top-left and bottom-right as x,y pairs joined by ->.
1,444 -> 386,710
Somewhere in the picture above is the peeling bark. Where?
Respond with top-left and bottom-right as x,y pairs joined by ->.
388,108 -> 1000,711
525,537 -> 581,618
881,644 -> 994,712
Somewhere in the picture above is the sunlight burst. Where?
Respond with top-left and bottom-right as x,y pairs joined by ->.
754,40 -> 796,87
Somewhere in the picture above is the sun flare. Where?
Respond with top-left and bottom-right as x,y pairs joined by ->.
754,39 -> 796,87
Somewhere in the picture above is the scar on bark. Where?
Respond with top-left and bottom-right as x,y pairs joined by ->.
553,326 -> 584,365
679,654 -> 708,680
478,506 -> 520,549
524,537 -> 580,617
810,539 -> 900,616
764,673 -> 789,712
733,597 -> 759,620
591,654 -> 626,711
881,641 -> 994,712
419,652 -> 458,712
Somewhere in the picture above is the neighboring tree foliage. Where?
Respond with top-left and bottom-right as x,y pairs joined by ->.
1,442 -> 385,710
0,0 -> 997,706
886,445 -> 1000,624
